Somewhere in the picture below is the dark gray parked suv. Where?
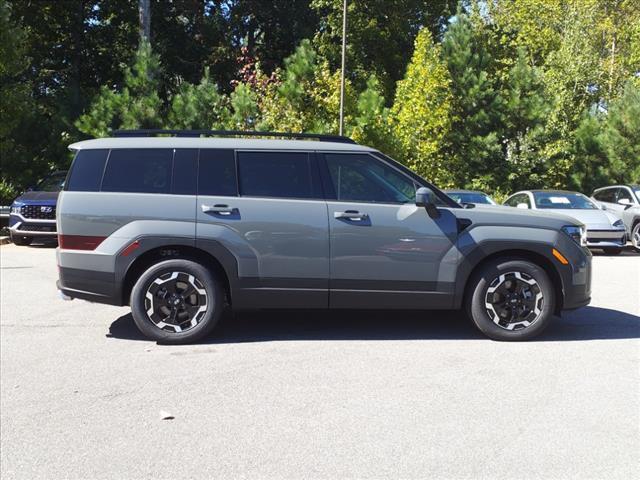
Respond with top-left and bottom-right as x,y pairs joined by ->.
57,131 -> 592,343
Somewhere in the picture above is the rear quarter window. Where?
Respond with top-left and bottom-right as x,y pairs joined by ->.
65,149 -> 108,192
102,149 -> 173,194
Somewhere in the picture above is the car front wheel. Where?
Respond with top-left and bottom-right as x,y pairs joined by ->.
130,259 -> 224,344
465,258 -> 555,341
632,222 -> 640,253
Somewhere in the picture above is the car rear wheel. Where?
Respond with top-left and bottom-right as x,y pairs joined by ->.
632,223 -> 640,253
465,258 -> 555,341
10,234 -> 32,246
130,259 -> 224,344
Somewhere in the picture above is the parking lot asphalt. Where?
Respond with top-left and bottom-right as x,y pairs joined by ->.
1,242 -> 639,480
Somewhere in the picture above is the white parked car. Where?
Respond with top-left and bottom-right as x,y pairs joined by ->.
592,184 -> 640,252
504,190 -> 627,254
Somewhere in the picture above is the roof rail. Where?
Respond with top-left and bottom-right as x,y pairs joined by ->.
112,129 -> 357,144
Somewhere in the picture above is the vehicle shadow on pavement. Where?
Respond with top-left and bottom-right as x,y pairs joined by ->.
108,306 -> 639,344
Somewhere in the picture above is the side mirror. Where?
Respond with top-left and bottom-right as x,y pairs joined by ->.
516,203 -> 529,209
600,203 -> 607,210
618,198 -> 632,206
415,187 -> 440,219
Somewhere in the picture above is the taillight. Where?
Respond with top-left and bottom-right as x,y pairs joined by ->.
58,235 -> 106,250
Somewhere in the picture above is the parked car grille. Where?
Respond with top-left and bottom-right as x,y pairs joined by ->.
18,224 -> 56,232
20,205 -> 56,220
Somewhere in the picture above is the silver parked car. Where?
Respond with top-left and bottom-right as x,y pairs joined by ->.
504,190 -> 626,254
444,189 -> 497,206
56,130 -> 592,343
592,184 -> 640,252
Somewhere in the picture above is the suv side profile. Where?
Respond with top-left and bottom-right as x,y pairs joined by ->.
592,185 -> 640,252
57,131 -> 592,343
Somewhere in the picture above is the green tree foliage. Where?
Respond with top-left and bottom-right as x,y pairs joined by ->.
390,29 -> 452,185
311,0 -> 455,100
0,0 -> 34,203
76,42 -> 163,137
167,69 -> 229,129
349,76 -> 394,154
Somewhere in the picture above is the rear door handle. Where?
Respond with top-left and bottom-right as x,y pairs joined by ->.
334,210 -> 368,221
202,204 -> 236,215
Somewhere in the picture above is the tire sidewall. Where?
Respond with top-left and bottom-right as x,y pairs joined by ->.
467,259 -> 555,341
130,259 -> 223,344
632,223 -> 640,252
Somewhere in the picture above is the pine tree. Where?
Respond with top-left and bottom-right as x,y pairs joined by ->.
390,28 -> 452,185
349,75 -> 394,154
76,42 -> 163,137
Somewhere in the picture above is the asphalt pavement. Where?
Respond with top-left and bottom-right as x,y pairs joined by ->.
1,242 -> 639,479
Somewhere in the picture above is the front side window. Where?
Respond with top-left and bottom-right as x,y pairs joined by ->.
533,192 -> 597,210
616,188 -> 634,203
102,149 -> 173,194
238,151 -> 319,199
324,153 -> 415,203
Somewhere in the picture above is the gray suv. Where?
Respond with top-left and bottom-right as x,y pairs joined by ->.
57,130 -> 592,343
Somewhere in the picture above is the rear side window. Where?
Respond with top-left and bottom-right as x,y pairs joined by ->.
594,188 -> 616,203
102,149 -> 173,194
198,149 -> 237,196
238,151 -> 319,199
65,149 -> 108,192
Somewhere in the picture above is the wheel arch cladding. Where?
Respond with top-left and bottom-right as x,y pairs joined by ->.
122,243 -> 236,307
458,248 -> 564,315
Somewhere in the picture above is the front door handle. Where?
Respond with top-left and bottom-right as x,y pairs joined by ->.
334,210 -> 368,221
202,204 -> 236,215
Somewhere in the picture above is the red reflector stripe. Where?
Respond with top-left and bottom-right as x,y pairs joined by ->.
59,235 -> 106,250
120,240 -> 140,257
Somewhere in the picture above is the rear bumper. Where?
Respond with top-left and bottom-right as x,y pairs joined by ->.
57,267 -> 123,306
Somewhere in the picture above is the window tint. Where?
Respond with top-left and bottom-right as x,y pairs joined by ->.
505,193 -> 530,208
172,149 -> 198,195
238,151 -> 318,199
65,149 -> 108,192
102,149 -> 172,194
594,188 -> 616,203
198,149 -> 237,196
324,153 -> 415,203
616,188 -> 633,202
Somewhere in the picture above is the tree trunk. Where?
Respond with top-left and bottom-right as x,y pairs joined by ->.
139,0 -> 151,45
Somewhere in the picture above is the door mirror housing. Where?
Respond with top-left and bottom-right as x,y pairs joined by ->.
516,203 -> 529,209
618,198 -> 633,206
415,187 -> 440,219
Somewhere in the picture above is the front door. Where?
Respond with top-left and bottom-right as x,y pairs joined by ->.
320,153 -> 459,309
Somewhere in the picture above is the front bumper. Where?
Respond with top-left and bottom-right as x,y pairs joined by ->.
585,229 -> 626,248
8,214 -> 57,237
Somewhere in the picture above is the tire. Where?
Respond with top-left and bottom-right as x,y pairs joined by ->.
602,247 -> 622,255
465,258 -> 556,341
632,222 -> 640,253
10,234 -> 32,246
130,258 -> 224,344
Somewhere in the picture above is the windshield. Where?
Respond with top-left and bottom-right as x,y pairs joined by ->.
36,172 -> 66,192
447,192 -> 495,205
533,192 -> 597,210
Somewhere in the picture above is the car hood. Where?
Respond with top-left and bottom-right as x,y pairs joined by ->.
12,190 -> 60,204
537,208 -> 620,229
458,204 -> 583,230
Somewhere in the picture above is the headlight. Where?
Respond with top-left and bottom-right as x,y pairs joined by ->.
562,225 -> 587,247
612,219 -> 624,228
10,206 -> 21,214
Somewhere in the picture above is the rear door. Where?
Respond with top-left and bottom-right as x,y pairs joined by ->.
319,152 -> 458,309
196,149 -> 329,308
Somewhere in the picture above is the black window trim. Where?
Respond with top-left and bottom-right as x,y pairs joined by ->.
234,148 -> 324,201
